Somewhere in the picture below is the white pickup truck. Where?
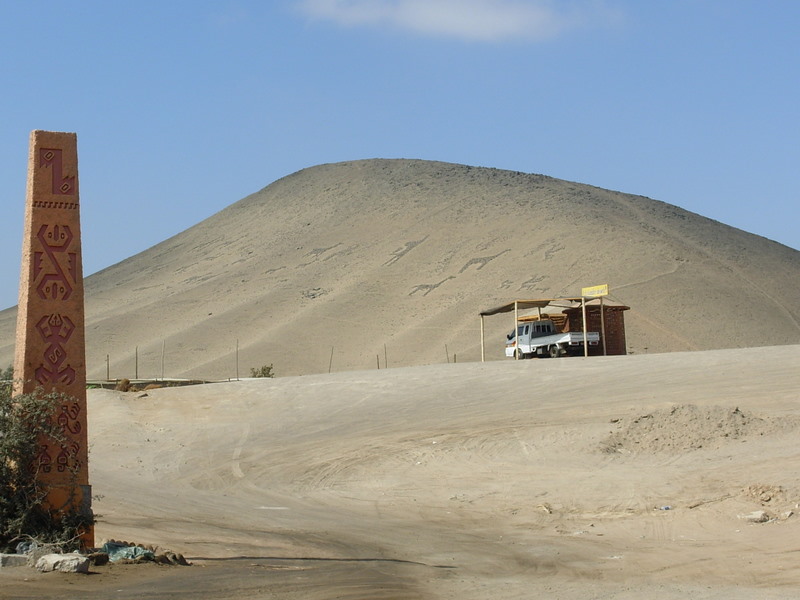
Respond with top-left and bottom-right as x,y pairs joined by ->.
505,319 -> 600,358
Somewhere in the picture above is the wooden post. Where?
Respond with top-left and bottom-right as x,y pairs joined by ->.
581,297 -> 588,357
513,301 -> 519,360
600,297 -> 607,356
480,315 -> 485,362
13,131 -> 93,548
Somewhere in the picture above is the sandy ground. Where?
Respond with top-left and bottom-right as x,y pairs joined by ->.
3,345 -> 800,599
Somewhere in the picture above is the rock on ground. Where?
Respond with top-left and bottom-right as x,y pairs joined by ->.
35,554 -> 90,574
0,554 -> 28,568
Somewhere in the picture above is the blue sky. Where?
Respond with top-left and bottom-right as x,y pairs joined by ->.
1,0 -> 798,310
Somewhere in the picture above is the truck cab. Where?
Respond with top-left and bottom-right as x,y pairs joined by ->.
507,319 -> 556,344
506,319 -> 558,356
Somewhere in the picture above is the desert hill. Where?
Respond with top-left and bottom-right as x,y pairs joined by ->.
0,159 -> 798,378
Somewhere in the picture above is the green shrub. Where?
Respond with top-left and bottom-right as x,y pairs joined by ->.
249,364 -> 275,378
0,365 -> 12,399
0,386 -> 93,552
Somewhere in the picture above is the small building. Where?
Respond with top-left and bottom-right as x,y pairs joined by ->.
561,299 -> 629,356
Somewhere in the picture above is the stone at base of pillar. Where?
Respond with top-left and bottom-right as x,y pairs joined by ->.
41,483 -> 94,550
78,483 -> 94,549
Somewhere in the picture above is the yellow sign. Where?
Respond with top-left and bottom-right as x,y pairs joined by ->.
581,284 -> 609,298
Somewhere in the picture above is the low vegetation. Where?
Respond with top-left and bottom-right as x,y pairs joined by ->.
0,366 -> 93,552
250,364 -> 275,378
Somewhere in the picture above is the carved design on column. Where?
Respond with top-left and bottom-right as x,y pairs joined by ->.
35,445 -> 54,474
33,224 -> 77,300
35,313 -> 76,385
40,148 -> 76,196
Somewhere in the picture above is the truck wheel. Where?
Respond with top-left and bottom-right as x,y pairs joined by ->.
549,345 -> 561,358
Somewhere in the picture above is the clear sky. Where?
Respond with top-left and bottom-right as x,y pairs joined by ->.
1,1 -> 798,310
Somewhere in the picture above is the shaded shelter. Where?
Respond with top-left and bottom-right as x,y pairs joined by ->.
479,297 -> 630,360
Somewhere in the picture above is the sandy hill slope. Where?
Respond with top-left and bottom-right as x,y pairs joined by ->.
0,159 -> 798,379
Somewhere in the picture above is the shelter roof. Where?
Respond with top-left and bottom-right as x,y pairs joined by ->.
479,298 -> 582,317
479,297 -> 629,317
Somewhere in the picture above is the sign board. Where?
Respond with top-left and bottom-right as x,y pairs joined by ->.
581,283 -> 609,298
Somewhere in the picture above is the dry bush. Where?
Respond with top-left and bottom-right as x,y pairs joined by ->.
250,364 -> 275,378
0,385 -> 94,552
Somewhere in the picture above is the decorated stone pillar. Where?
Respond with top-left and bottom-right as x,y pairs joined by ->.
13,130 -> 93,548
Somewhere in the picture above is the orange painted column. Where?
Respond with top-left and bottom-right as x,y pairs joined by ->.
13,130 -> 93,548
